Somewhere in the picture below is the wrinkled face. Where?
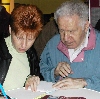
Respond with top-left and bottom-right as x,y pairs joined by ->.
57,15 -> 89,49
11,31 -> 36,53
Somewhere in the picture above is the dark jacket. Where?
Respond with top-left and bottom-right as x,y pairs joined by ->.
34,19 -> 58,58
95,19 -> 100,31
0,37 -> 43,85
0,6 -> 10,39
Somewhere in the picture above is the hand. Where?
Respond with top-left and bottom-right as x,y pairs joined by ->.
54,62 -> 73,77
0,91 -> 5,99
0,95 -> 5,99
25,75 -> 40,92
52,77 -> 87,90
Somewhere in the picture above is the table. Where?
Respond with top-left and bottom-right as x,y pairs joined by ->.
6,81 -> 100,99
51,88 -> 100,99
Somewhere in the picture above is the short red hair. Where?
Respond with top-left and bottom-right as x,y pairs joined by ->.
10,4 -> 43,38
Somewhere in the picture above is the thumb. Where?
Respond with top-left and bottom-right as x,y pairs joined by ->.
25,83 -> 29,90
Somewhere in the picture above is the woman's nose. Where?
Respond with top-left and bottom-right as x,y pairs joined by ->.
21,39 -> 27,48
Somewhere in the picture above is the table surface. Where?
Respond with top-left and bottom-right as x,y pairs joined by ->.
6,81 -> 100,99
51,88 -> 100,99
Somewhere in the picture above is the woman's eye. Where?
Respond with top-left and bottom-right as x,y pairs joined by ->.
28,39 -> 33,41
17,37 -> 23,40
17,37 -> 21,39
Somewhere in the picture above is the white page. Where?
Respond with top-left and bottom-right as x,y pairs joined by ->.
34,81 -> 57,93
6,81 -> 57,99
6,81 -> 100,99
6,87 -> 45,99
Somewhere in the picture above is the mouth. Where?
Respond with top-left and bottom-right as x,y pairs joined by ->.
65,42 -> 73,46
64,42 -> 75,48
19,48 -> 26,52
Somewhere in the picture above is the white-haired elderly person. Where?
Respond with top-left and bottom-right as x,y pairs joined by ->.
39,0 -> 100,92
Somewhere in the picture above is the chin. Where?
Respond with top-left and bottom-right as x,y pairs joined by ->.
17,50 -> 26,53
66,45 -> 75,49
65,43 -> 77,49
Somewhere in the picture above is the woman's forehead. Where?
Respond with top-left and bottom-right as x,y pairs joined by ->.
16,30 -> 34,36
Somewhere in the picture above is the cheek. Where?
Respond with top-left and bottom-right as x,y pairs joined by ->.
27,41 -> 34,49
75,32 -> 85,46
11,37 -> 19,48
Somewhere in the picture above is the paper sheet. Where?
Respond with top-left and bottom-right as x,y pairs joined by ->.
6,81 -> 100,99
7,88 -> 45,99
35,81 -> 57,93
6,81 -> 57,99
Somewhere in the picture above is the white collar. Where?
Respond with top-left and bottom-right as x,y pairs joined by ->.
68,28 -> 90,62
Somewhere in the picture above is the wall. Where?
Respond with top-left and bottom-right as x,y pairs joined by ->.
14,0 -> 68,14
90,0 -> 99,7
90,0 -> 100,27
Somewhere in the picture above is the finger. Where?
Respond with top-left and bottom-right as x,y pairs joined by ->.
30,83 -> 34,91
65,63 -> 71,70
59,68 -> 69,77
53,80 -> 65,88
25,80 -> 29,90
53,83 -> 69,89
25,78 -> 32,90
25,76 -> 33,90
61,63 -> 72,73
32,76 -> 40,85
36,77 -> 40,85
53,83 -> 64,89
58,85 -> 69,90
25,83 -> 29,90
53,78 -> 68,87
59,71 -> 67,77
31,81 -> 37,92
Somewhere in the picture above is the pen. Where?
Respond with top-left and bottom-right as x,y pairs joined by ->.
0,83 -> 8,99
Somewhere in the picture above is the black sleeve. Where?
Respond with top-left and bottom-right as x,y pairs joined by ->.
26,45 -> 44,80
0,6 -> 10,39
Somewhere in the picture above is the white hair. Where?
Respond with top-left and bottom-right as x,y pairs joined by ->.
54,0 -> 89,29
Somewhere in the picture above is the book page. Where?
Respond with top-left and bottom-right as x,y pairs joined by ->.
6,87 -> 45,99
36,81 -> 57,93
6,81 -> 57,99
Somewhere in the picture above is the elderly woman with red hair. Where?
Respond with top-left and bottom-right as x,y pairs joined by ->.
0,4 -> 43,98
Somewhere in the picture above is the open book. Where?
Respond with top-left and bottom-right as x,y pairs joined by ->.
7,81 -> 97,99
6,81 -> 57,99
33,81 -> 57,93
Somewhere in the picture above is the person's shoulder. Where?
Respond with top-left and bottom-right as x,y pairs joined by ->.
0,37 -> 11,59
0,37 -> 8,51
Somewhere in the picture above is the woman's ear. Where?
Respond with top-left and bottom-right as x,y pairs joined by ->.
84,21 -> 89,32
9,25 -> 11,34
